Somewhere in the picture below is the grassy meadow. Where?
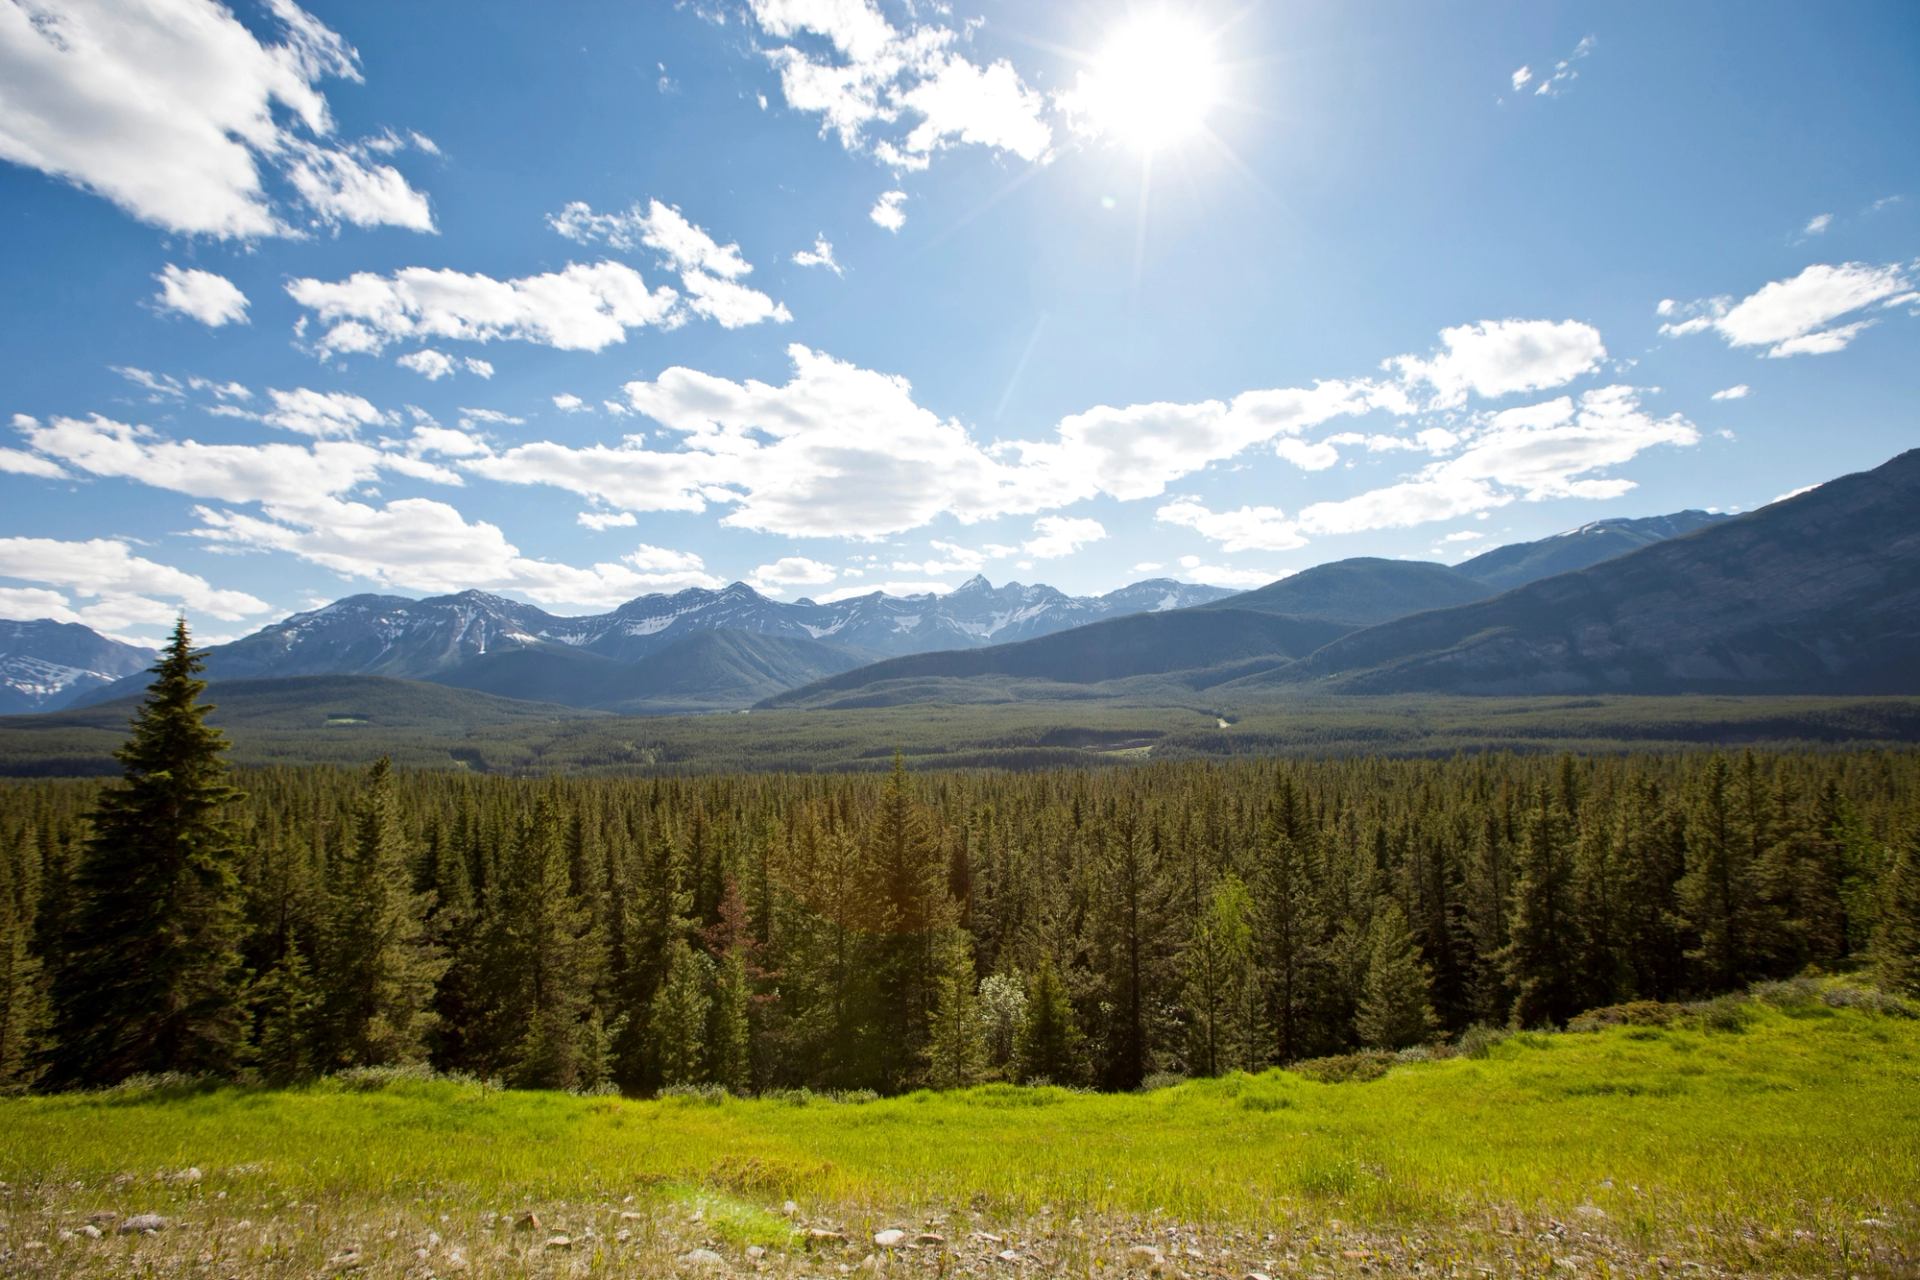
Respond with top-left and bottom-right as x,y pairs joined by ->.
4,983 -> 1916,1277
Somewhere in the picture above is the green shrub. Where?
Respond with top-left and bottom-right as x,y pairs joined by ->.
1291,1051 -> 1392,1084
1457,1024 -> 1510,1059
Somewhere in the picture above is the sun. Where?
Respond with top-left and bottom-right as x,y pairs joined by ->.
1072,9 -> 1224,153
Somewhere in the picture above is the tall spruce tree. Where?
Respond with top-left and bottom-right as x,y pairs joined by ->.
1501,790 -> 1581,1027
1184,874 -> 1255,1076
0,845 -> 47,1091
925,931 -> 986,1089
318,758 -> 447,1067
48,619 -> 249,1085
1354,904 -> 1436,1050
1873,831 -> 1920,997
1015,953 -> 1083,1085
651,938 -> 712,1088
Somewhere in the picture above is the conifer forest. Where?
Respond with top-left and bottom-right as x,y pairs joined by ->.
4,626 -> 1916,1098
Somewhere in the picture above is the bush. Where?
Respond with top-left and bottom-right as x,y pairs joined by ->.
1567,1001 -> 1682,1032
1821,983 -> 1918,1018
1457,1024 -> 1509,1059
1290,1051 -> 1392,1084
1752,975 -> 1823,1011
1683,994 -> 1754,1033
1139,1071 -> 1187,1092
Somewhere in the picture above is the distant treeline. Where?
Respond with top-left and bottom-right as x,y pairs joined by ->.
1,626 -> 1917,1096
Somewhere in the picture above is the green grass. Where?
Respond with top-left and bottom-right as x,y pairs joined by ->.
4,998 -> 1917,1274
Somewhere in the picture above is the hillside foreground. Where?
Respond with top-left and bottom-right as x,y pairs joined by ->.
2,981 -> 1915,1278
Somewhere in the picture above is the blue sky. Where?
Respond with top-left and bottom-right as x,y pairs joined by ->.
1,0 -> 1916,644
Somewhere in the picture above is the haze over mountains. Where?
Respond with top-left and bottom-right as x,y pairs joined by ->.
4,454 -> 1914,720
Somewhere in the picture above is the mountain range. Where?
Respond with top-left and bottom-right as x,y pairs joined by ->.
0,620 -> 154,714
772,451 -> 1916,707
5,455 -> 1911,720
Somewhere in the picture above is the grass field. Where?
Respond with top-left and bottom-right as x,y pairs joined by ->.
3,983 -> 1916,1277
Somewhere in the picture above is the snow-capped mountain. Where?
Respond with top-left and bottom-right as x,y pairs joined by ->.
185,576 -> 1238,684
0,620 -> 154,714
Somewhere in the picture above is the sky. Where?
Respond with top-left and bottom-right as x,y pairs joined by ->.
1,0 -> 1916,645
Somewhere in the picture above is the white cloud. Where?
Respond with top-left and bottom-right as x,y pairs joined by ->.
744,0 -> 1051,172
256,387 -> 392,438
0,447 -> 68,479
870,189 -> 908,232
750,555 -> 837,591
1803,213 -> 1833,236
792,234 -> 842,274
1388,318 -> 1607,407
191,493 -> 723,607
1132,561 -> 1163,574
113,366 -> 186,400
547,198 -> 791,328
395,350 -> 493,381
153,264 -> 250,326
1175,556 -> 1277,590
1710,384 -> 1751,401
1157,501 -> 1307,553
16,411 -> 401,504
1023,516 -> 1106,559
577,510 -> 637,531
1510,34 -> 1595,100
1158,386 -> 1698,551
1661,261 -> 1912,358
287,260 -> 680,356
0,536 -> 269,621
552,393 -> 587,412
0,0 -> 431,237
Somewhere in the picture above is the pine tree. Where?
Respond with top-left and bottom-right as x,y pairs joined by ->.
1501,790 -> 1581,1027
1678,755 -> 1766,989
925,931 -> 985,1089
864,754 -> 950,1090
1354,904 -> 1435,1050
1255,815 -> 1321,1062
709,950 -> 753,1093
318,758 -> 446,1067
1091,815 -> 1179,1089
48,618 -> 249,1085
1872,831 -> 1920,997
0,846 -> 47,1092
1184,874 -> 1255,1076
249,940 -> 318,1085
1015,953 -> 1083,1085
651,938 -> 713,1088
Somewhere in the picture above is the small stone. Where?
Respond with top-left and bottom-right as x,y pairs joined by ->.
1246,1273 -> 1274,1280
57,1229 -> 75,1242
874,1229 -> 907,1247
1129,1245 -> 1164,1262
915,1232 -> 946,1246
807,1228 -> 848,1245
117,1213 -> 168,1235
783,1200 -> 800,1217
544,1235 -> 574,1250
1858,1217 -> 1893,1230
515,1211 -> 541,1232
176,1167 -> 203,1184
326,1248 -> 364,1272
748,1244 -> 767,1258
620,1210 -> 645,1222
446,1247 -> 469,1271
997,1249 -> 1022,1263
682,1247 -> 726,1268
80,1224 -> 103,1240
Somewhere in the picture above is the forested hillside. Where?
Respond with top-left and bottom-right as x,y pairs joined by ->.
3,629 -> 1915,1096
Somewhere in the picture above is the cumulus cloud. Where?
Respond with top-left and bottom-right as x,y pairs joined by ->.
396,350 -> 493,380
153,264 -> 250,326
1158,386 -> 1699,552
1660,261 -> 1913,358
1022,516 -> 1106,559
749,555 -> 837,592
577,510 -> 637,531
286,260 -> 679,357
0,536 -> 270,623
869,189 -> 908,232
1710,384 -> 1751,401
552,393 -> 587,412
745,0 -> 1051,172
1388,319 -> 1606,408
548,198 -> 791,328
0,0 -> 431,237
191,493 -> 722,606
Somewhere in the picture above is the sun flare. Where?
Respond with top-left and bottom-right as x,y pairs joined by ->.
1073,9 -> 1224,153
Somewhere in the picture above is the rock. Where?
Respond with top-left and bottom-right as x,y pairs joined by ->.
681,1247 -> 726,1268
79,1224 -> 103,1240
544,1235 -> 573,1250
748,1245 -> 767,1259
874,1229 -> 907,1247
783,1200 -> 800,1217
620,1210 -> 645,1222
916,1232 -> 946,1246
117,1213 -> 168,1235
1246,1272 -> 1274,1280
807,1228 -> 848,1245
326,1248 -> 364,1271
174,1167 -> 203,1184
997,1249 -> 1022,1263
446,1247 -> 469,1271
57,1229 -> 75,1242
1129,1245 -> 1164,1262
515,1211 -> 541,1232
